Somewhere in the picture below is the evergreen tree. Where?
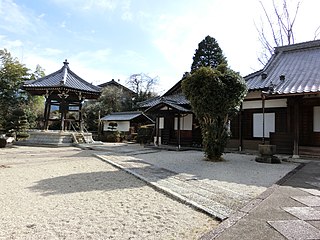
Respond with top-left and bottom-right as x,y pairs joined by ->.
190,35 -> 227,73
182,66 -> 247,161
0,49 -> 45,131
0,49 -> 29,128
6,108 -> 30,139
30,64 -> 46,80
183,36 -> 247,161
82,86 -> 128,132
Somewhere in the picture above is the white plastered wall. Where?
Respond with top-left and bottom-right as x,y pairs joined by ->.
174,114 -> 193,130
243,99 -> 287,109
103,121 -> 130,132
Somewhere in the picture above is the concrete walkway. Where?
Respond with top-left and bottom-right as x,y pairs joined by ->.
201,160 -> 320,240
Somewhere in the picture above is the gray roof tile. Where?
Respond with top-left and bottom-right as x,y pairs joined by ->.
101,111 -> 153,122
245,40 -> 320,95
23,60 -> 101,94
98,79 -> 135,94
138,94 -> 189,108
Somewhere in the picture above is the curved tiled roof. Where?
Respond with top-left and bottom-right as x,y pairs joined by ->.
138,94 -> 189,108
23,60 -> 101,94
245,40 -> 320,95
98,79 -> 135,95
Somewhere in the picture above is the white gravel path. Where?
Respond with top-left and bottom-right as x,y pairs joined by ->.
132,150 -> 298,187
93,143 -> 298,219
0,146 -> 217,240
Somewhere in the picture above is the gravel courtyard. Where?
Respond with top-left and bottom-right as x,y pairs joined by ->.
0,146 -> 217,240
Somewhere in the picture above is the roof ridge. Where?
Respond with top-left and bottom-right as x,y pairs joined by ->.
244,50 -> 283,81
163,80 -> 182,96
275,39 -> 320,53
67,68 -> 101,92
25,67 -> 63,85
244,69 -> 263,79
23,61 -> 101,95
98,79 -> 135,94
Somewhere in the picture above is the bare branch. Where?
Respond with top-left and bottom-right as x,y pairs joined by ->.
290,1 -> 300,42
260,1 -> 280,46
126,73 -> 158,95
254,19 -> 275,64
314,26 -> 320,40
256,0 -> 301,64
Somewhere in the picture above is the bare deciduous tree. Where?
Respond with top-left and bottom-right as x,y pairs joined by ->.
255,0 -> 301,65
314,26 -> 320,40
127,73 -> 158,94
126,73 -> 159,105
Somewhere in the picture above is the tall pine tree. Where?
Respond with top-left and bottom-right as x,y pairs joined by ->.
190,35 -> 227,73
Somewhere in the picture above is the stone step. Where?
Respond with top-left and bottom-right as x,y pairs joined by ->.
156,178 -> 233,219
166,177 -> 247,211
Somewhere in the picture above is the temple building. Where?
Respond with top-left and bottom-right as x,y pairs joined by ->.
22,60 -> 101,145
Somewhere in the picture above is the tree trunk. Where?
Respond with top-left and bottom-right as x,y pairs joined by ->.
201,117 -> 229,161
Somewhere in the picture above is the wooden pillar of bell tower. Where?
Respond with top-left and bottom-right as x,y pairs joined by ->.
79,100 -> 84,132
43,97 -> 51,130
59,99 -> 68,131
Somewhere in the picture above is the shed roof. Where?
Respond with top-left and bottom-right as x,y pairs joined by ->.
23,60 -> 101,98
101,111 -> 153,122
245,40 -> 320,95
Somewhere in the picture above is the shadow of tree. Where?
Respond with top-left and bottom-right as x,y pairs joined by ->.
28,170 -> 147,196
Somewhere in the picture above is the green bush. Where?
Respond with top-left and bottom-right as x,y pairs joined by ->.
16,132 -> 29,140
106,131 -> 121,142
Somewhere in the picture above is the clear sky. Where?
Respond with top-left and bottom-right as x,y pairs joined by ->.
1,0 -> 319,94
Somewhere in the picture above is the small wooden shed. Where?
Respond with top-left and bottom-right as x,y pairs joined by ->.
101,111 -> 154,133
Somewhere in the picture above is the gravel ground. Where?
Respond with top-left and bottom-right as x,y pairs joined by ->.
92,143 -> 298,220
132,150 -> 298,187
0,146 -> 217,240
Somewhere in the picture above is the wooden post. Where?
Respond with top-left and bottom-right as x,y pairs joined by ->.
177,113 -> 181,150
293,97 -> 300,157
60,99 -> 66,131
43,98 -> 50,130
156,115 -> 159,146
79,100 -> 83,132
239,103 -> 243,151
262,94 -> 266,144
97,110 -> 101,137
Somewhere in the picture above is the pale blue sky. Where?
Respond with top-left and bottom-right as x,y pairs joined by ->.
1,0 -> 319,93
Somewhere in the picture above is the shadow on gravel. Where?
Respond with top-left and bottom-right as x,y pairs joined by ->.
28,170 -> 149,196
